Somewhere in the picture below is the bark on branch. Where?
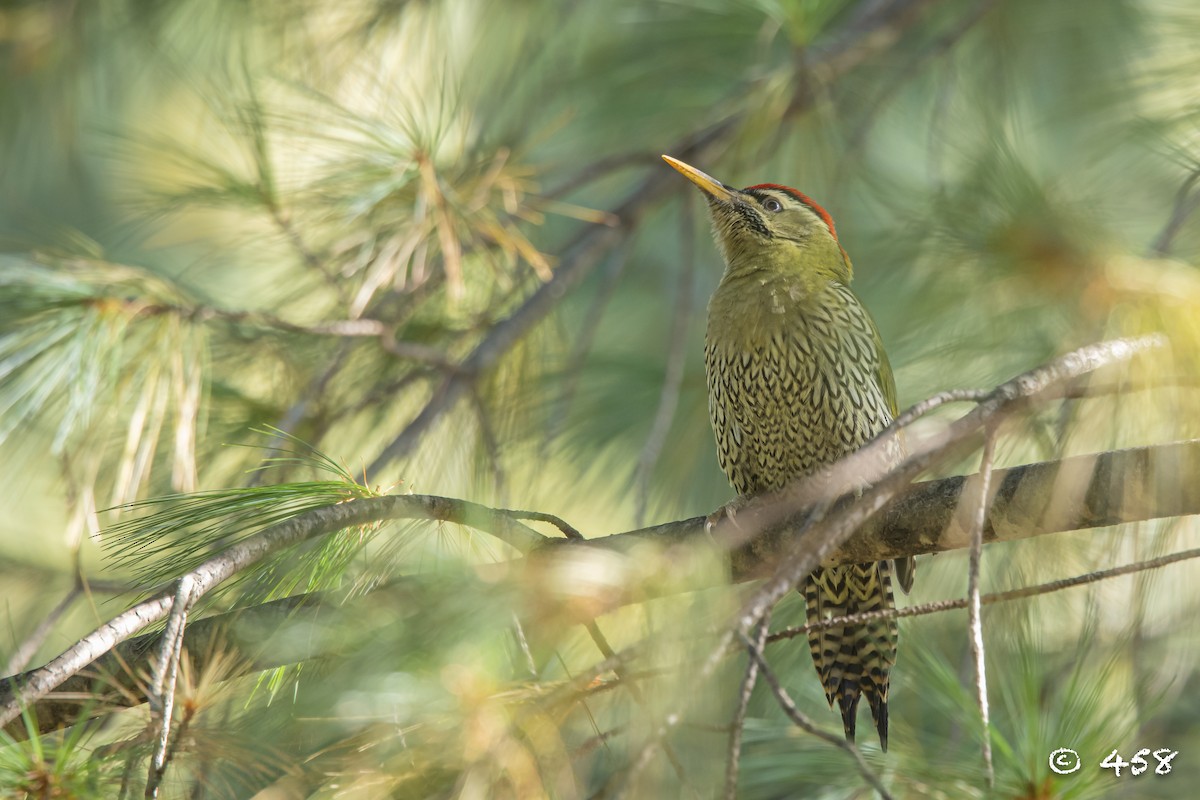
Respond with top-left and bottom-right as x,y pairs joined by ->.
3,335 -> 1192,739
599,438 -> 1200,580
5,438 -> 1197,738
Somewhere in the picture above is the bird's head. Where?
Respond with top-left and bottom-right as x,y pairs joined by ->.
662,155 -> 852,285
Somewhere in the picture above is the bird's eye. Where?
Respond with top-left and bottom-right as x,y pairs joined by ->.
762,197 -> 783,213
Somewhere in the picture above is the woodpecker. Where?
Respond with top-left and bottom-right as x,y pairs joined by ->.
663,155 -> 912,750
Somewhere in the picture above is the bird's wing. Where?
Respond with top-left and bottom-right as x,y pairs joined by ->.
869,319 -> 915,594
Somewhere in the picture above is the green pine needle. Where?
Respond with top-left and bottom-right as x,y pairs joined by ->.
101,428 -> 379,594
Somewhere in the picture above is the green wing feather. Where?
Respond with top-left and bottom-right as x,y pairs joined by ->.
868,315 -> 915,594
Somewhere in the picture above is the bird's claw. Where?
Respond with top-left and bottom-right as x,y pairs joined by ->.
704,497 -> 747,538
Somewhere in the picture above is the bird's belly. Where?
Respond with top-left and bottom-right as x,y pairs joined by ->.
706,334 -> 890,496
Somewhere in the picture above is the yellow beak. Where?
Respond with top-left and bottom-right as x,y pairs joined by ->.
661,155 -> 737,203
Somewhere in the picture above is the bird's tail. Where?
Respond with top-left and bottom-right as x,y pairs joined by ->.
803,561 -> 898,750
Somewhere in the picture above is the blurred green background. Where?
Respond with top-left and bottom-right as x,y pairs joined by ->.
2,0 -> 1200,797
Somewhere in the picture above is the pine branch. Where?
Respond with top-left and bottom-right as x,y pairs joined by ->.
593,437 -> 1200,580
9,454 -> 1198,742
612,336 -> 1172,793
2,592 -> 320,739
0,496 -> 546,732
4,337 -> 1194,740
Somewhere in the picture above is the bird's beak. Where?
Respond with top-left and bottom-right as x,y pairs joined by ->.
661,155 -> 738,203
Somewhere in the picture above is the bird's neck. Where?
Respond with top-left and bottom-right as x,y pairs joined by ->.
719,233 -> 851,284
707,269 -> 842,345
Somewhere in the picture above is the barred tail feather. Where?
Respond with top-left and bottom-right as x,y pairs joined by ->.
803,561 -> 898,750
865,688 -> 888,752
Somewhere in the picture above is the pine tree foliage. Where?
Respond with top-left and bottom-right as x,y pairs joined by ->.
2,0 -> 1200,797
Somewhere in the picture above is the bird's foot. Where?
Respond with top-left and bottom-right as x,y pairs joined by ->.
704,496 -> 750,539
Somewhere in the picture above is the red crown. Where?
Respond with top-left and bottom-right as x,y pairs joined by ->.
746,184 -> 838,241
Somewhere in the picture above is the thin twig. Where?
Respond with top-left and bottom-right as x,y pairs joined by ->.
4,586 -> 83,676
378,331 -> 463,370
767,545 -> 1200,642
635,197 -> 695,526
139,301 -> 462,369
545,236 -> 637,448
469,385 -> 507,504
887,388 -> 992,431
583,620 -> 695,793
148,577 -> 192,705
265,202 -> 329,282
577,668 -> 676,699
540,637 -> 653,715
146,575 -> 195,798
542,152 -> 655,201
838,0 -> 998,193
118,752 -> 137,800
511,613 -> 538,679
1150,166 -> 1200,257
965,430 -> 996,788
740,631 -> 895,800
610,708 -> 686,800
251,343 -> 353,487
724,610 -> 770,800
573,725 -> 627,759
503,509 -> 584,540
157,704 -> 197,796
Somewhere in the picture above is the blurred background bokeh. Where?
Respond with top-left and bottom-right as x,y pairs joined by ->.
2,0 -> 1200,797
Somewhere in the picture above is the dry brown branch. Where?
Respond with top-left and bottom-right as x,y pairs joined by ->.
503,509 -> 584,540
